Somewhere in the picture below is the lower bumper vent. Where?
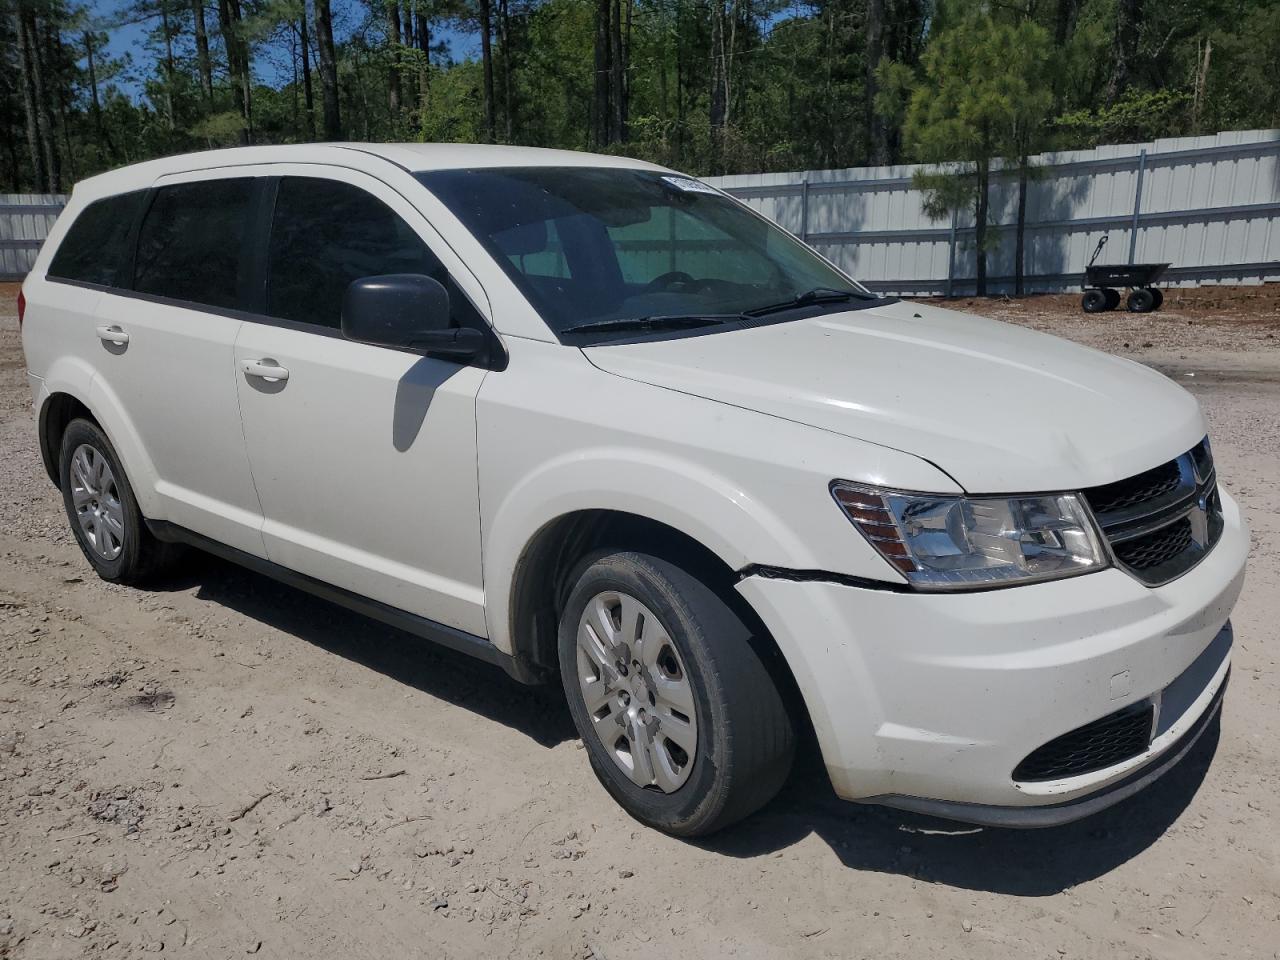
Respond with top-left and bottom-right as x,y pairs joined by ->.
1012,702 -> 1153,782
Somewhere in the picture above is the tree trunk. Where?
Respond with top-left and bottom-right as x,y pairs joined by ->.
350,45 -> 371,139
3,133 -> 19,192
478,0 -> 495,142
192,0 -> 215,105
591,0 -> 610,149
299,6 -> 316,138
709,0 -> 727,168
623,0 -> 632,126
217,0 -> 252,143
1054,0 -> 1081,46
499,0 -> 513,141
975,154 -> 990,297
1103,0 -> 1142,106
865,0 -> 887,164
415,5 -> 430,54
1191,37 -> 1212,132
386,1 -> 402,117
674,12 -> 684,160
608,0 -> 625,142
314,0 -> 342,139
22,9 -> 58,191
84,32 -> 117,159
160,0 -> 176,128
415,7 -> 431,108
14,9 -> 47,191
49,26 -> 75,183
1015,157 -> 1028,297
234,0 -> 254,141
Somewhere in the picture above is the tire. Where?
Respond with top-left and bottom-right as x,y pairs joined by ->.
1127,287 -> 1155,313
1149,287 -> 1164,310
1081,289 -> 1108,313
1103,288 -> 1121,311
558,551 -> 794,837
58,418 -> 179,585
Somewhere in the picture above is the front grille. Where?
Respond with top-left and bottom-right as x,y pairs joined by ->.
1084,437 -> 1222,586
1087,460 -> 1182,515
1114,517 -> 1193,570
1013,702 -> 1154,782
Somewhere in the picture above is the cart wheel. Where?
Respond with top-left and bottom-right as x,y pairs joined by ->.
1103,288 -> 1121,311
1082,289 -> 1108,313
1149,288 -> 1164,310
1127,288 -> 1155,313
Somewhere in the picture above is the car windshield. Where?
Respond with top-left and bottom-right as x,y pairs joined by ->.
416,166 -> 884,339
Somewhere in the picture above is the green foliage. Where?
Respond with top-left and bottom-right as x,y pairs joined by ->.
417,60 -> 484,143
1202,2 -> 1280,132
903,8 -> 1054,166
1,0 -> 1277,193
1057,88 -> 1192,146
897,4 -> 1054,232
190,110 -> 251,147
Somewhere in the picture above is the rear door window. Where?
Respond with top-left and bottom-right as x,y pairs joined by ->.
47,191 -> 146,288
265,176 -> 480,331
133,178 -> 255,310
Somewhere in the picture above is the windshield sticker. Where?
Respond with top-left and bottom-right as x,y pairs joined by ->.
660,175 -> 721,196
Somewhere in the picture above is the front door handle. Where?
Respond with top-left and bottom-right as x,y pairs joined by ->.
95,323 -> 130,346
241,358 -> 290,382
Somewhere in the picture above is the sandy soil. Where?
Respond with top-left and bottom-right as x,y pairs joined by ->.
1,284 -> 1278,959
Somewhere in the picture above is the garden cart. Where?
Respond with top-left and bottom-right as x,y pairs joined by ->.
1080,235 -> 1170,313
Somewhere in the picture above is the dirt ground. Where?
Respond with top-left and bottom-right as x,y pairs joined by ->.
1,281 -> 1277,959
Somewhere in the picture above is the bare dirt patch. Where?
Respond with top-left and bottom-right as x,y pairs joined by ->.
1,289 -> 1277,958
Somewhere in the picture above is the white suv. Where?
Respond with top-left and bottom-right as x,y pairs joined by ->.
19,144 -> 1246,836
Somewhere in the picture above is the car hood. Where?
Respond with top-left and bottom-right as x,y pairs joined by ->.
582,299 -> 1206,493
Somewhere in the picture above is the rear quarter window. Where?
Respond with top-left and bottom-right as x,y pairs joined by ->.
133,178 -> 255,310
46,191 -> 146,287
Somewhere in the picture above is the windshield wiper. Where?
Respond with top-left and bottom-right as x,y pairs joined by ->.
560,314 -> 742,336
743,286 -> 876,317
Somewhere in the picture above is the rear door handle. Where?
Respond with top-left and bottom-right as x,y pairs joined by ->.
95,324 -> 130,345
241,358 -> 290,382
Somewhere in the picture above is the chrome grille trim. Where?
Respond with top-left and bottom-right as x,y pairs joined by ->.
1084,438 -> 1223,587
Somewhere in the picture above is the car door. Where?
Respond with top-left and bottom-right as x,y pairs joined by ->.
232,170 -> 490,637
91,172 -> 267,557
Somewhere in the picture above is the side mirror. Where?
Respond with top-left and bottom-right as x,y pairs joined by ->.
340,274 -> 487,364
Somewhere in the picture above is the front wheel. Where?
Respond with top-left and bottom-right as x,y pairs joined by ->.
558,551 -> 794,837
1081,289 -> 1108,313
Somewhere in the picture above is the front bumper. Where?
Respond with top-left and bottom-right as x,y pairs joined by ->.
872,666 -> 1227,827
736,488 -> 1248,822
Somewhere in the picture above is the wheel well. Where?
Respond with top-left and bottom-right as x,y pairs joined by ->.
509,511 -> 811,734
39,393 -> 97,487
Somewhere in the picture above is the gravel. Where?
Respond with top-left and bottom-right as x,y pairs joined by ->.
0,285 -> 1277,958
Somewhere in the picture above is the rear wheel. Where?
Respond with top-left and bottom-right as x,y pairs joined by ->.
58,419 -> 179,585
1127,287 -> 1155,313
1149,287 -> 1164,310
558,551 -> 794,837
1103,288 -> 1121,311
1081,289 -> 1108,313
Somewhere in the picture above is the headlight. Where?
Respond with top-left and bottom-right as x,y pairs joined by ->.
831,482 -> 1108,590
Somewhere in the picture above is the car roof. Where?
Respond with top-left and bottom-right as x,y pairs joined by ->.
71,143 -> 673,201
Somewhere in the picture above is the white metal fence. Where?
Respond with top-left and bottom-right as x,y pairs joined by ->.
5,130 -> 1279,291
708,129 -> 1280,296
1,194 -> 66,281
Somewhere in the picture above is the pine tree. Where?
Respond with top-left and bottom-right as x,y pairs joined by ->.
897,4 -> 1054,295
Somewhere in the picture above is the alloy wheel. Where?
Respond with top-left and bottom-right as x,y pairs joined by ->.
575,591 -> 698,792
69,443 -> 125,561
